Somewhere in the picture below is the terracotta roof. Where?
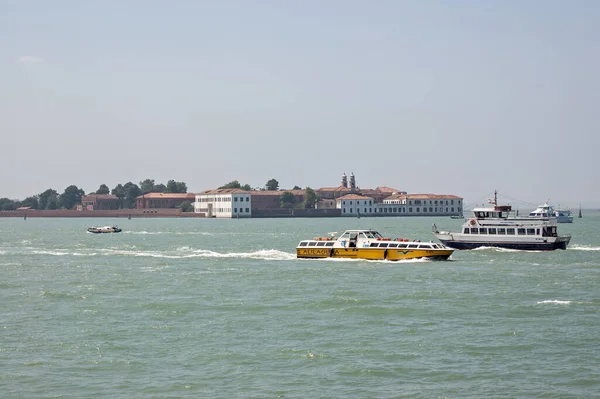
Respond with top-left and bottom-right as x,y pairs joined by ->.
317,185 -> 352,192
375,186 -> 402,193
337,194 -> 373,200
136,193 -> 196,199
198,188 -> 250,195
406,194 -> 463,200
81,194 -> 119,200
251,190 -> 305,196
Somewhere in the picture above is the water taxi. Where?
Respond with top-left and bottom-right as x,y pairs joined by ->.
432,191 -> 571,251
87,226 -> 122,234
528,202 -> 574,223
296,229 -> 454,261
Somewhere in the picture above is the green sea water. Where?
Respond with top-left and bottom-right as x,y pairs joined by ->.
1,214 -> 599,398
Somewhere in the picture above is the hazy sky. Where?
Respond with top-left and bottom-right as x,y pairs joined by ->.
2,0 -> 599,208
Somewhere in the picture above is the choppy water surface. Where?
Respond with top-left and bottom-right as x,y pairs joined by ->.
1,215 -> 599,398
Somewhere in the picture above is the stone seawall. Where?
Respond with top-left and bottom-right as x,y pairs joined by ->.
0,209 -> 205,218
251,208 -> 342,218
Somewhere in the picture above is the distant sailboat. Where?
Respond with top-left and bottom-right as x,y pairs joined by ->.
578,205 -> 582,218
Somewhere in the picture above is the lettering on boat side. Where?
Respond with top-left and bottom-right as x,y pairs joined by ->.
299,248 -> 330,256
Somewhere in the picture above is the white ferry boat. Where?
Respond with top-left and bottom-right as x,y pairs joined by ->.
432,192 -> 571,251
296,229 -> 454,261
529,202 -> 574,223
554,209 -> 573,223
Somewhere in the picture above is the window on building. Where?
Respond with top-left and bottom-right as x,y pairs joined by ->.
245,208 -> 249,212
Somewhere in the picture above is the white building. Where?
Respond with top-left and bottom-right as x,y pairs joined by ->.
194,188 -> 252,218
375,193 -> 463,216
336,194 -> 376,216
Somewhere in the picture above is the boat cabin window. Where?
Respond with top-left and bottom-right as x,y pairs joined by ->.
498,228 -> 506,235
317,242 -> 327,246
370,243 -> 379,247
326,242 -> 334,247
527,228 -> 536,235
408,244 -> 418,248
479,228 -> 488,234
308,242 -> 317,246
470,228 -> 479,234
463,228 -> 470,234
364,231 -> 377,238
378,243 -> 389,247
299,242 -> 308,246
419,244 -> 433,249
388,243 -> 398,248
488,228 -> 497,235
507,228 -> 515,235
397,243 -> 408,248
518,228 -> 526,235
340,232 -> 352,239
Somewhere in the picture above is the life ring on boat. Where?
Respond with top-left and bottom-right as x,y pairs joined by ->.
469,218 -> 477,226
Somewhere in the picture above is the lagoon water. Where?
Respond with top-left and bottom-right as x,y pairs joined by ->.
1,214 -> 599,398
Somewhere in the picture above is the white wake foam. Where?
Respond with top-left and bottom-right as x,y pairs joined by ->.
568,245 -> 600,251
536,300 -> 572,305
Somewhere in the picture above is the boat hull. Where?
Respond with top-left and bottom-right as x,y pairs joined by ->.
296,247 -> 453,261
437,237 -> 570,251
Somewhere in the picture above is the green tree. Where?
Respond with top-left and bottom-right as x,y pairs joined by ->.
111,184 -> 125,208
175,181 -> 187,193
59,185 -> 85,209
266,178 -> 279,191
123,182 -> 141,209
0,198 -> 18,210
96,184 -> 110,195
179,200 -> 193,212
280,191 -> 295,208
166,180 -> 188,193
154,183 -> 166,193
21,196 -> 39,209
38,189 -> 58,210
140,179 -> 156,194
304,187 -> 317,209
292,185 -> 301,190
240,184 -> 252,191
219,180 -> 241,189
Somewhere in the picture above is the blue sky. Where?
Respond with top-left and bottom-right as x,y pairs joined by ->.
1,0 -> 599,208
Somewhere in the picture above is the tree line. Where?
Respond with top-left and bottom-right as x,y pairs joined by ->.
0,179 -> 188,211
218,178 -> 318,209
0,177 -> 320,211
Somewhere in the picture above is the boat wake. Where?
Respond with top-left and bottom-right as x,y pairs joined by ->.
472,246 -> 521,253
568,245 -> 600,251
21,247 -> 297,261
536,300 -> 573,305
312,257 -> 434,264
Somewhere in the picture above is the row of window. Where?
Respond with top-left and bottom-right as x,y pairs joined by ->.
341,207 -> 459,213
463,227 -> 558,237
298,241 -> 443,249
411,200 -> 458,205
197,196 -> 251,202
195,208 -> 250,213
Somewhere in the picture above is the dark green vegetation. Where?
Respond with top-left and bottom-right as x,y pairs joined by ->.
2,177 -> 318,211
1,179 -> 188,210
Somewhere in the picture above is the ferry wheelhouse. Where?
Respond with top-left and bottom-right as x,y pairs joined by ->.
296,229 -> 454,261
432,192 -> 571,251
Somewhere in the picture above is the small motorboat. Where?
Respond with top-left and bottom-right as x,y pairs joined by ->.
87,226 -> 122,234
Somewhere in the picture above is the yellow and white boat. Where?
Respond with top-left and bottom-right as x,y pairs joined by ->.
296,229 -> 454,261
